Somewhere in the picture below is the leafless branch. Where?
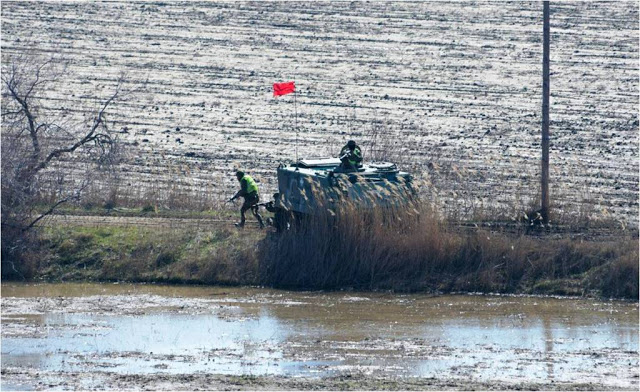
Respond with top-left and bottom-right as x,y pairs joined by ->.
23,193 -> 78,231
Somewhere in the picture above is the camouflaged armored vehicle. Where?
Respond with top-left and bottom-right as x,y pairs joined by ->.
263,158 -> 415,231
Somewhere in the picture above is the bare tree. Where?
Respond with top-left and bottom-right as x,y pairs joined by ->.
1,53 -> 124,277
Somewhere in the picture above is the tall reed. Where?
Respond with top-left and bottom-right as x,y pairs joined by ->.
258,181 -> 638,297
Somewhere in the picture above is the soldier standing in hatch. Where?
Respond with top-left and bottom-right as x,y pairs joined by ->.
339,140 -> 363,171
229,170 -> 265,228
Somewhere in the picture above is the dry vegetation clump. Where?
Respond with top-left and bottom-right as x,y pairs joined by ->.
75,178 -> 228,213
259,196 -> 638,299
582,245 -> 639,299
259,201 -> 446,291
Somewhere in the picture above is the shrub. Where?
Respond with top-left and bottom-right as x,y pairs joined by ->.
156,250 -> 179,267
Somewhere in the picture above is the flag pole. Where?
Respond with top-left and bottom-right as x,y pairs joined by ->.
294,80 -> 298,167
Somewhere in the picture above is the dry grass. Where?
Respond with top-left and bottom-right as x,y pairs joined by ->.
77,177 -> 228,212
258,195 -> 638,299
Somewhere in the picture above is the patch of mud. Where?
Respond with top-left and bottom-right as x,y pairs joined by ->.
0,367 -> 631,391
1,294 -> 239,317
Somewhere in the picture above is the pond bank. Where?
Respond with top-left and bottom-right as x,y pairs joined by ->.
4,221 -> 638,300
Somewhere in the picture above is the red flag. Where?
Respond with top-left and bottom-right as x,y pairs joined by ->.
273,81 -> 295,96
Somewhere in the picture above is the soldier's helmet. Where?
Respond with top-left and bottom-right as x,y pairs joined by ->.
347,140 -> 356,149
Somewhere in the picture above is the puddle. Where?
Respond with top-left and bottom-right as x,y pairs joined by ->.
1,283 -> 638,390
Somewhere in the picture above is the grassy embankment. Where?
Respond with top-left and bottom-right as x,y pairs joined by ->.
35,225 -> 261,286
26,201 -> 639,300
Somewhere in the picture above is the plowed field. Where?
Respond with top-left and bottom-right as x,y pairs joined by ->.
2,1 -> 638,225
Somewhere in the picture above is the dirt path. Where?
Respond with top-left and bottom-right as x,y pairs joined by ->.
41,213 -> 253,229
40,212 -> 635,241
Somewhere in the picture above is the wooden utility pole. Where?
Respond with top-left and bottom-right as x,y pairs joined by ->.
541,1 -> 550,224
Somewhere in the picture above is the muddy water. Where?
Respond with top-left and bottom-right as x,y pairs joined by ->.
1,283 -> 638,390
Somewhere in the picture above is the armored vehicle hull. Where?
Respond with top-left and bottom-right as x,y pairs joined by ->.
266,158 -> 415,230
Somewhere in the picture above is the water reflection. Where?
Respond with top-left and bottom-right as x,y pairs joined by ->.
543,315 -> 554,380
4,312 -> 294,375
1,283 -> 638,388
